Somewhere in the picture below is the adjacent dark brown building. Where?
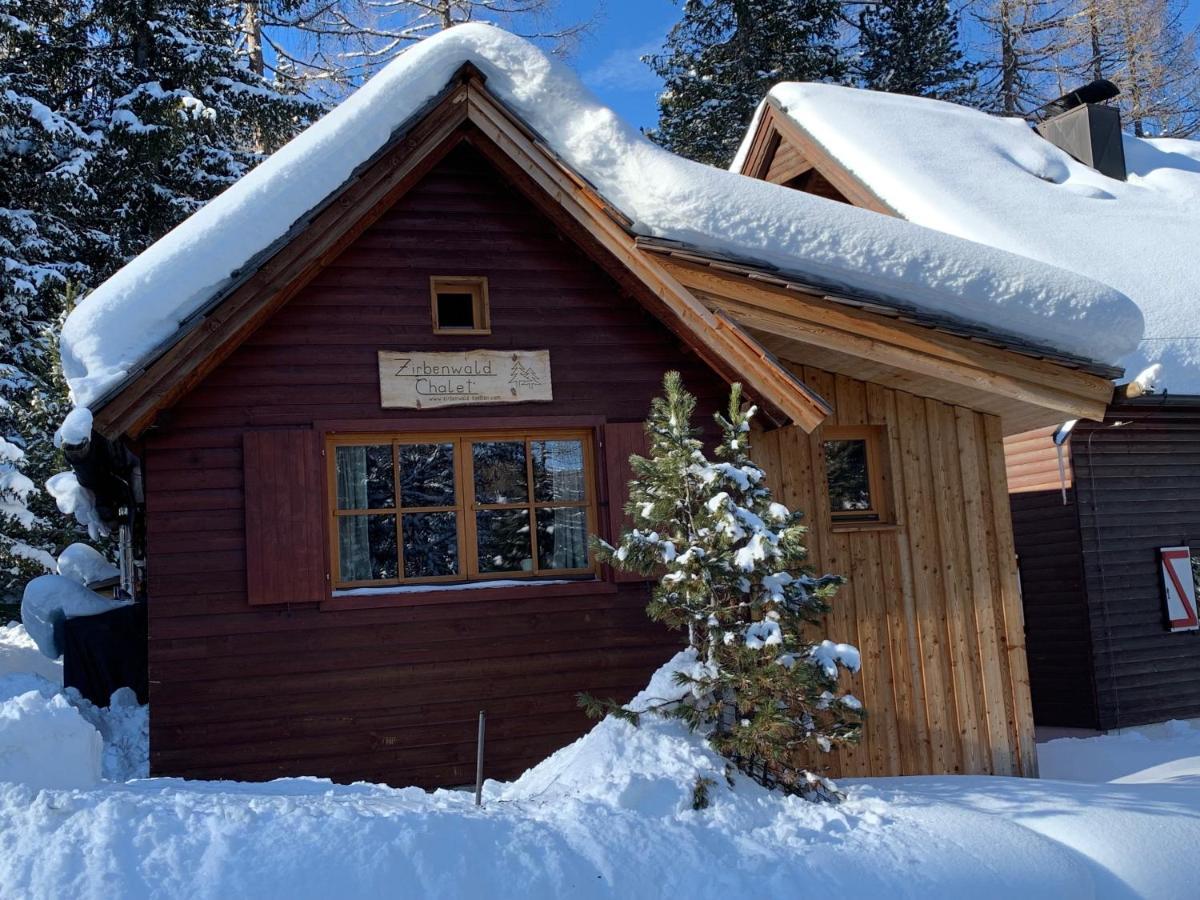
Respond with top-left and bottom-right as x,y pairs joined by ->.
1007,399 -> 1200,731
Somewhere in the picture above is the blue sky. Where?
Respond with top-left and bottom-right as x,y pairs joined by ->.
559,0 -> 676,131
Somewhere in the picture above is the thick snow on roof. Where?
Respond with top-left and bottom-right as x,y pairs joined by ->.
60,25 -> 1142,411
747,82 -> 1200,392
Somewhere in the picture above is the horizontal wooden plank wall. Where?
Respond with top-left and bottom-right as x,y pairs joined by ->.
753,366 -> 1037,777
1073,403 -> 1200,730
142,143 -> 730,787
1005,425 -> 1071,494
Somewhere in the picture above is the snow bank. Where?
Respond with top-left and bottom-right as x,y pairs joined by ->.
0,648 -> 1199,897
0,622 -> 62,683
746,83 -> 1199,390
59,25 -> 1140,419
0,624 -> 146,785
21,574 -> 130,659
55,542 -> 119,588
67,687 -> 148,782
1039,719 -> 1200,785
0,675 -> 102,789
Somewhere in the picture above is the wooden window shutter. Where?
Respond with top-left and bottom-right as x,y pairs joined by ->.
243,429 -> 328,605
602,421 -> 656,583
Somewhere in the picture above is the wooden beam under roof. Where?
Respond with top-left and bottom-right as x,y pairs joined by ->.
654,254 -> 1116,432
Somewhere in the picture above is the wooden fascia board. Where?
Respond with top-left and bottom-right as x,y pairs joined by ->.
92,83 -> 474,439
661,257 -> 1114,423
461,84 -> 830,433
748,102 -> 898,218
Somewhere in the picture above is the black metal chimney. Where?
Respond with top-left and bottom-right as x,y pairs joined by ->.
1033,79 -> 1127,181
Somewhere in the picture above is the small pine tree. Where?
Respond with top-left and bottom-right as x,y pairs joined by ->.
856,0 -> 978,101
586,373 -> 864,799
646,0 -> 847,166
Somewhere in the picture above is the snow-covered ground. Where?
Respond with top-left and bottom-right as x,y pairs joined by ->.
1,623 -> 1197,899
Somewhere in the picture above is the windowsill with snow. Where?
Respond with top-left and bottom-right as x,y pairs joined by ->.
1,621 -> 1198,898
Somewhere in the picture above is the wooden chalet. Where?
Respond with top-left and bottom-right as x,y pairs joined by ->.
63,37 -> 1125,788
738,84 -> 1200,733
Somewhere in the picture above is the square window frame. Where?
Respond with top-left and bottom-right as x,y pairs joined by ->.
822,424 -> 893,526
430,275 -> 491,335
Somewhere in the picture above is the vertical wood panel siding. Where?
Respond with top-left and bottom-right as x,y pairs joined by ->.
1073,403 -> 1200,730
752,368 -> 1037,777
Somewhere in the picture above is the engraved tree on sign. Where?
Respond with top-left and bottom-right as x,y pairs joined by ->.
509,355 -> 543,396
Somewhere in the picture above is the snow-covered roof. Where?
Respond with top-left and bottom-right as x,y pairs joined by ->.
737,83 -> 1200,393
60,25 -> 1143,414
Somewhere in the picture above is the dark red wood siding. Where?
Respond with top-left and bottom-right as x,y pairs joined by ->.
1073,402 -> 1200,731
143,143 -> 728,786
602,421 -> 655,583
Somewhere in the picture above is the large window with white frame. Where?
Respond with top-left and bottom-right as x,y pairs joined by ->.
328,430 -> 598,588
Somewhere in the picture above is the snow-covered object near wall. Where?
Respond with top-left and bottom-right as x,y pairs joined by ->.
737,84 -> 1200,392
58,25 -> 1141,420
56,543 -> 119,588
44,471 -> 107,540
21,574 -> 131,660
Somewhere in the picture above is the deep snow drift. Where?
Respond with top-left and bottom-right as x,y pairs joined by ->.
740,83 -> 1200,391
59,25 -> 1140,417
1,624 -> 1199,898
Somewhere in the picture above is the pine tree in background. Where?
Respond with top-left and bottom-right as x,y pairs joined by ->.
0,0 -> 93,606
82,0 -> 323,270
857,0 -> 978,101
1,0 -> 321,607
647,0 -> 847,166
586,373 -> 863,799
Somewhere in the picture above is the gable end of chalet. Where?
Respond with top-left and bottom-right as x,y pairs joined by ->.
88,65 -> 830,441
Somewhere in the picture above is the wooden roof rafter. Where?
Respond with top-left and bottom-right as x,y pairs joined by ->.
91,64 -> 831,439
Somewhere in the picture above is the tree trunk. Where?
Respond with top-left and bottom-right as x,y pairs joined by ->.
999,0 -> 1019,114
132,0 -> 155,71
243,1 -> 264,77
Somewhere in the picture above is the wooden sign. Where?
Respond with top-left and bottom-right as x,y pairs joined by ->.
1160,547 -> 1199,632
378,350 -> 553,409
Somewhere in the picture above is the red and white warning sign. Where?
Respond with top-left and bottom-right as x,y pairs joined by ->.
1160,547 -> 1199,632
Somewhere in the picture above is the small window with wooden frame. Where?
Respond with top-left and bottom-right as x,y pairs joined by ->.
430,276 -> 490,334
328,429 -> 598,589
822,425 -> 892,526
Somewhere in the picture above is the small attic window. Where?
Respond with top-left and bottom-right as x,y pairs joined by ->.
431,276 -> 490,334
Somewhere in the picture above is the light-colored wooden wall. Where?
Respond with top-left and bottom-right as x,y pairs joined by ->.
753,366 -> 1038,778
1004,425 -> 1071,494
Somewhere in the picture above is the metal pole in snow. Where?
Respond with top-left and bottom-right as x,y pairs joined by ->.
475,711 -> 486,807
